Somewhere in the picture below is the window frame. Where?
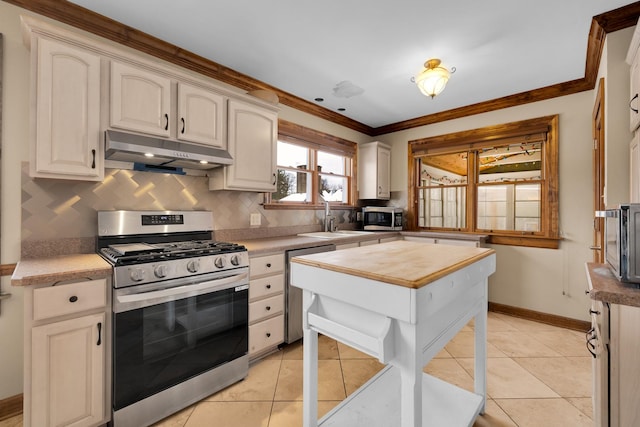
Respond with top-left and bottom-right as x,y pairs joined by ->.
408,115 -> 560,249
264,119 -> 357,209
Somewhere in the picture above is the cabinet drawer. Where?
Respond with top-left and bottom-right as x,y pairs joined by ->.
249,294 -> 284,324
250,274 -> 284,301
249,315 -> 284,355
33,279 -> 107,321
250,254 -> 284,276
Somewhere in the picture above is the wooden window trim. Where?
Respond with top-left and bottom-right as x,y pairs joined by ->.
408,115 -> 561,249
264,120 -> 357,209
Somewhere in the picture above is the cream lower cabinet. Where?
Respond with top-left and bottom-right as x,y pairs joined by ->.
31,312 -> 106,427
209,99 -> 278,192
25,278 -> 110,427
608,303 -> 640,426
30,37 -> 103,181
248,253 -> 285,358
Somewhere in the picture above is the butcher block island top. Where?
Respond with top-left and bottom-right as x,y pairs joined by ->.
291,240 -> 497,427
290,240 -> 495,289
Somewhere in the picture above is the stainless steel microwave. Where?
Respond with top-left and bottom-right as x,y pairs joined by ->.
599,204 -> 640,283
362,206 -> 403,231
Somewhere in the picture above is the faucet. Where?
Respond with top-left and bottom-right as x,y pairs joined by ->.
324,201 -> 336,232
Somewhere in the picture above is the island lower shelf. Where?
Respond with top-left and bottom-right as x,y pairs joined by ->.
319,365 -> 484,427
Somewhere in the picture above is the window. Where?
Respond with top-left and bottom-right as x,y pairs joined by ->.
266,120 -> 356,208
409,115 -> 559,248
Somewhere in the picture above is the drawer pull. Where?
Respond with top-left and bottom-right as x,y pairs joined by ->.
266,263 -> 272,268
266,284 -> 271,289
97,322 -> 102,346
69,296 -> 78,303
266,306 -> 271,311
266,332 -> 271,338
589,309 -> 600,315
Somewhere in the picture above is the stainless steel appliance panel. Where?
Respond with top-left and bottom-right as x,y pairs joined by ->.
285,244 -> 335,343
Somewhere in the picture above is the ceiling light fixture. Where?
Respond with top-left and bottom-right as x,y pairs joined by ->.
414,59 -> 454,98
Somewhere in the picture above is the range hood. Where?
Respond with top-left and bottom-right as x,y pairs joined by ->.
105,130 -> 233,170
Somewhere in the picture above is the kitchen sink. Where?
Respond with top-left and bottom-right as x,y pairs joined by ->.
297,230 -> 371,239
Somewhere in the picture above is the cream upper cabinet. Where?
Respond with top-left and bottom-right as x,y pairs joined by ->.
177,82 -> 226,148
627,20 -> 640,132
358,141 -> 391,200
631,133 -> 640,202
32,37 -> 103,181
209,99 -> 278,191
110,61 -> 172,137
631,56 -> 640,132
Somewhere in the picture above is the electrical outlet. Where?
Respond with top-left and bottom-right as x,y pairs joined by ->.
250,213 -> 261,226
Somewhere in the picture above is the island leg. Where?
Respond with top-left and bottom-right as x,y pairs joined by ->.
397,321 -> 422,427
303,293 -> 319,427
474,279 -> 488,414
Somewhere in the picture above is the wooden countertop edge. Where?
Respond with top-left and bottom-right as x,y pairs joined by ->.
0,263 -> 17,277
292,249 -> 495,289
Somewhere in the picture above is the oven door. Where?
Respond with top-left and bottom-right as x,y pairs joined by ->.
112,269 -> 249,411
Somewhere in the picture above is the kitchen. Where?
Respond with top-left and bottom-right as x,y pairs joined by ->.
0,0 -> 639,426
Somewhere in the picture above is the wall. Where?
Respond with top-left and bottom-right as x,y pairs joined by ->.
373,27 -> 634,324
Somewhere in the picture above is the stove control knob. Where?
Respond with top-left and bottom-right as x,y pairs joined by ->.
230,255 -> 240,266
215,257 -> 226,268
154,265 -> 168,278
130,268 -> 146,282
187,259 -> 200,273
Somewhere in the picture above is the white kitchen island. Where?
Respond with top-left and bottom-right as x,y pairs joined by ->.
290,240 -> 496,427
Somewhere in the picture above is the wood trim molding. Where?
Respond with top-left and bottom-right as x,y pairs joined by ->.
0,394 -> 22,421
0,263 -> 16,277
489,302 -> 591,332
3,0 -> 639,136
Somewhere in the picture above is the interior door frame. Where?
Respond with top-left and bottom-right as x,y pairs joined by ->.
592,77 -> 605,263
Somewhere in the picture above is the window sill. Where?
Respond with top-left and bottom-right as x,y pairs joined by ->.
413,228 -> 562,249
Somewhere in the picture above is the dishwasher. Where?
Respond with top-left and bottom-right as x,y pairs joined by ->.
285,244 -> 336,343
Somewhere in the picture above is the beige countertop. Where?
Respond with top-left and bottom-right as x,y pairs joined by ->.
291,240 -> 495,289
233,231 -> 397,255
11,253 -> 112,287
586,262 -> 640,307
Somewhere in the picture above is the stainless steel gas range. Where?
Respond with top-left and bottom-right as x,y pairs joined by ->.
97,210 -> 249,427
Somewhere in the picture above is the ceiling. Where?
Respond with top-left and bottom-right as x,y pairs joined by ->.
62,0 -> 637,131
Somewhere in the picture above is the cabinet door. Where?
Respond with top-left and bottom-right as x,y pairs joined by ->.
31,312 -> 106,427
631,133 -> 640,203
213,99 -> 277,191
377,145 -> 391,199
110,61 -> 171,137
631,55 -> 640,132
177,82 -> 226,148
34,38 -> 102,180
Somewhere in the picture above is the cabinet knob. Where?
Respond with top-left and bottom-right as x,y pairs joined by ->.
266,332 -> 271,338
266,284 -> 271,289
69,295 -> 78,303
266,263 -> 272,268
266,306 -> 271,311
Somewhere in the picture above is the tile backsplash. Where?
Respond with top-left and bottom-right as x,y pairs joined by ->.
21,163 -> 357,255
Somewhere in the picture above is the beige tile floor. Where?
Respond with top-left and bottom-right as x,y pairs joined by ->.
0,312 -> 593,427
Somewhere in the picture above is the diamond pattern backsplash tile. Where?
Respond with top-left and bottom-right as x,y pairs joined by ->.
21,163 -> 323,241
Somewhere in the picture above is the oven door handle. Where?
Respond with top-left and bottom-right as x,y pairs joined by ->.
116,271 -> 249,308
